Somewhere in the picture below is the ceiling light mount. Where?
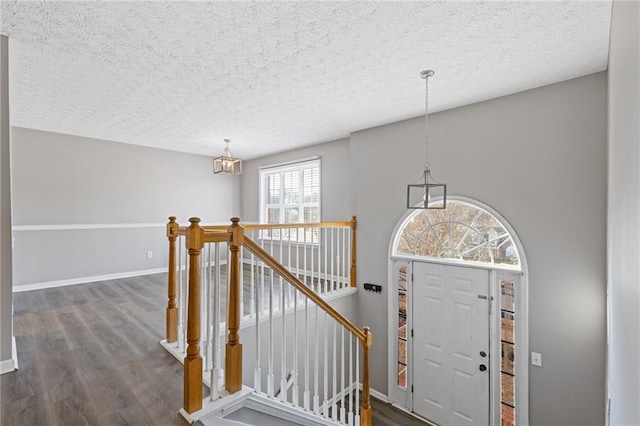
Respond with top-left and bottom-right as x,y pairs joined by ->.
406,69 -> 447,209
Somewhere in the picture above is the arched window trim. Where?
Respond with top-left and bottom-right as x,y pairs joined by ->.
391,197 -> 526,273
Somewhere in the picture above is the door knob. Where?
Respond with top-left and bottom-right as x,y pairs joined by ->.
479,364 -> 487,372
480,351 -> 487,358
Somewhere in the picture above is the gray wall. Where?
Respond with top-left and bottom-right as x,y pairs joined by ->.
242,73 -> 608,424
11,128 -> 238,287
607,0 -> 640,424
241,138 -> 351,223
351,73 -> 607,425
0,35 -> 14,367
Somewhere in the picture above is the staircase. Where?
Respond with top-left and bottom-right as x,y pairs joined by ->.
160,216 -> 372,425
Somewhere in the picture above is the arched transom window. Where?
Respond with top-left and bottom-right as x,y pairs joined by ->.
394,200 -> 520,268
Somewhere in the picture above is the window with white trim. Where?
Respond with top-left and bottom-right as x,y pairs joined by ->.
259,158 -> 320,242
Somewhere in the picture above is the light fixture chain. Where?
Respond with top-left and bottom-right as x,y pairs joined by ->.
423,72 -> 431,172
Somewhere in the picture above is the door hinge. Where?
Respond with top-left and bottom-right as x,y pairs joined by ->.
411,385 -> 414,393
411,272 -> 414,282
411,329 -> 414,338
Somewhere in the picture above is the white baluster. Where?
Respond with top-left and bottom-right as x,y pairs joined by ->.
331,228 -> 335,292
332,320 -> 338,421
318,227 -> 322,292
279,228 -> 284,312
348,334 -> 354,426
207,244 -> 213,373
347,228 -> 352,292
281,252 -> 287,403
292,289 -> 299,407
304,295 -> 310,411
355,336 -> 360,426
216,243 -> 224,390
343,228 -> 347,289
311,226 -> 316,292
323,311 -> 329,417
340,326 -> 346,424
201,245 -> 207,371
303,228 -> 308,287
313,302 -> 319,414
177,236 -> 184,352
268,254 -> 274,398
254,258 -> 262,394
324,228 -> 328,295
250,237 -> 255,317
287,235 -> 293,308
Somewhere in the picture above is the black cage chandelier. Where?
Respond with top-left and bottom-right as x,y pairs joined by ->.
406,70 -> 447,209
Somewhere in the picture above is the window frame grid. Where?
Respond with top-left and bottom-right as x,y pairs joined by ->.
259,158 -> 321,244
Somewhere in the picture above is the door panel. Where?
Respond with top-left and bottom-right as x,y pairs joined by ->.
413,262 -> 490,425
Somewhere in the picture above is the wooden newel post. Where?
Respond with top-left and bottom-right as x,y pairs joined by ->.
166,216 -> 179,343
360,326 -> 373,426
184,217 -> 204,413
225,217 -> 244,393
350,216 -> 357,287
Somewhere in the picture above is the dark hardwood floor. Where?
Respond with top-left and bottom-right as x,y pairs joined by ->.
1,273 -> 428,426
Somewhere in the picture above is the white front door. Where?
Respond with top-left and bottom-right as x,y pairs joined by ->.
413,262 -> 490,425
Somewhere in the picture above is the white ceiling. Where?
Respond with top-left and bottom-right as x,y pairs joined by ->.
0,1 -> 612,160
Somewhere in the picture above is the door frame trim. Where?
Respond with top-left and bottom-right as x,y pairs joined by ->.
387,195 -> 529,426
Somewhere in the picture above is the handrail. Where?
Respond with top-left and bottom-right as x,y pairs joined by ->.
173,220 -> 353,232
244,238 -> 365,342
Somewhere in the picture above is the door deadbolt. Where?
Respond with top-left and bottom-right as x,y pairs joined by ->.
479,364 -> 487,372
480,351 -> 487,358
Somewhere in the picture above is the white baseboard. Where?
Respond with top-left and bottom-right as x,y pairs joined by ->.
13,267 -> 168,292
369,387 -> 389,402
358,383 -> 388,402
0,336 -> 18,375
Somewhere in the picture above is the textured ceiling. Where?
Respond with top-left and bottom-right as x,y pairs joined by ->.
0,1 -> 612,159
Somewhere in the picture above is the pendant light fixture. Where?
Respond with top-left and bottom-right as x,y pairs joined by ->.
406,70 -> 447,209
213,138 -> 242,175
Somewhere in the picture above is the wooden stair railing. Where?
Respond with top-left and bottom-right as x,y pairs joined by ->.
165,216 -> 369,425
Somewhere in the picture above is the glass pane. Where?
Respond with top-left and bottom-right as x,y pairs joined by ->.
501,311 -> 515,344
501,280 -> 515,312
398,314 -> 407,339
397,363 -> 407,388
501,403 -> 515,426
266,174 -> 280,204
501,342 -> 515,375
266,208 -> 280,224
284,207 -> 299,223
302,167 -> 320,203
303,206 -> 319,223
398,266 -> 407,291
398,291 -> 407,315
501,373 -> 515,406
283,170 -> 299,204
398,338 -> 407,364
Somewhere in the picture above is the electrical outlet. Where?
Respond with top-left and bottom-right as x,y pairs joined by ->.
531,352 -> 542,367
147,251 -> 153,259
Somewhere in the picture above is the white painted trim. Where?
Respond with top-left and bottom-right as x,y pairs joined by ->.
0,336 -> 18,375
258,156 -> 321,171
13,267 -> 168,292
12,222 -> 166,232
365,385 -> 389,403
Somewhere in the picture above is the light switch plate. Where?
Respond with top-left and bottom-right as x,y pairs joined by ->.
531,352 -> 542,367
